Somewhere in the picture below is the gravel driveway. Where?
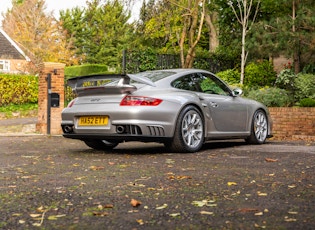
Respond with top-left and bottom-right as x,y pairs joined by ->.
0,136 -> 314,229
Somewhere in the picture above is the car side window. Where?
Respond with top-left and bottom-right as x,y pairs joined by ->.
172,73 -> 231,96
172,74 -> 201,92
197,73 -> 231,96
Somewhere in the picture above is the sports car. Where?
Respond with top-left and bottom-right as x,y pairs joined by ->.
61,69 -> 272,153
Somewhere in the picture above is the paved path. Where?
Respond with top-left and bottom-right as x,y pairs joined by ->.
0,117 -> 37,135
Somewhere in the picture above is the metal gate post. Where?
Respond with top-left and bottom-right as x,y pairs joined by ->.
46,73 -> 51,135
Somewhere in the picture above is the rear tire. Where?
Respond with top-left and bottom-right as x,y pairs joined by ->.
83,140 -> 119,150
246,110 -> 268,144
168,105 -> 204,153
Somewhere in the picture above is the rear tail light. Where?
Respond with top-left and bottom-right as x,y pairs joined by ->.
67,99 -> 77,108
120,96 -> 162,106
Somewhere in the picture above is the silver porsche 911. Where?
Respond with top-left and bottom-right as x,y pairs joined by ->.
61,69 -> 272,153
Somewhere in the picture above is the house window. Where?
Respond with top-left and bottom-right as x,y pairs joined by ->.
0,60 -> 10,72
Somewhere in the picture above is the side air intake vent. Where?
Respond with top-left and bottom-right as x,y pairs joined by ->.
147,125 -> 165,136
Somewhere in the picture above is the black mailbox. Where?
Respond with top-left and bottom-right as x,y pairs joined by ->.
51,93 -> 60,107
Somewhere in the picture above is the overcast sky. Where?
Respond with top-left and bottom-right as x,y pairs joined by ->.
0,0 -> 140,25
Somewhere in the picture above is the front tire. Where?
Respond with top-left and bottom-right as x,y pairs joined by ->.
168,105 -> 204,153
83,140 -> 119,150
246,110 -> 268,144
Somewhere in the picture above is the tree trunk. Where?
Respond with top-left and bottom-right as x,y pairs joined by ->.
178,0 -> 205,68
240,25 -> 247,85
204,12 -> 219,52
292,0 -> 300,73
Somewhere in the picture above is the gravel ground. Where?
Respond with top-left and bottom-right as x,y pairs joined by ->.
0,135 -> 314,230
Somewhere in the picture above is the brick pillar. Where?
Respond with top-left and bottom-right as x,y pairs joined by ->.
36,62 -> 65,135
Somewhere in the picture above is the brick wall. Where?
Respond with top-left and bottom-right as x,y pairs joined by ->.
269,107 -> 315,141
36,62 -> 65,135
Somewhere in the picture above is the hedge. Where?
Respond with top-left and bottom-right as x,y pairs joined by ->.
0,74 -> 38,106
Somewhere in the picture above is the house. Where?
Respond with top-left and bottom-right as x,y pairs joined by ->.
0,28 -> 31,73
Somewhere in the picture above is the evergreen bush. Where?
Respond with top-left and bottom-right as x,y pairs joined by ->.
299,98 -> 315,107
65,64 -> 110,78
0,74 -> 38,106
244,60 -> 276,87
294,73 -> 315,101
216,69 -> 240,85
275,68 -> 296,92
246,87 -> 292,107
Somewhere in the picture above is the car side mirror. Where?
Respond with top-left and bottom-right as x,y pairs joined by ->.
232,88 -> 243,97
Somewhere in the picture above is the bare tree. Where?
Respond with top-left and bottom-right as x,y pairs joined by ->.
229,0 -> 260,84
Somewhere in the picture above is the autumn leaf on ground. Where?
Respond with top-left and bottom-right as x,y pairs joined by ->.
238,208 -> 259,213
48,215 -> 66,220
169,213 -> 181,217
30,214 -> 42,218
265,158 -> 278,162
200,211 -> 214,215
156,204 -> 168,210
227,182 -> 237,186
168,175 -> 192,180
130,199 -> 141,207
257,191 -> 268,196
93,211 -> 109,216
254,212 -> 264,216
136,219 -> 144,225
192,199 -> 216,207
89,166 -> 105,170
284,216 -> 297,222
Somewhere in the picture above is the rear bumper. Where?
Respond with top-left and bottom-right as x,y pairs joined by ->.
63,133 -> 171,143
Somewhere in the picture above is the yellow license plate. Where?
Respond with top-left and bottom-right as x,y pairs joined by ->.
79,116 -> 108,126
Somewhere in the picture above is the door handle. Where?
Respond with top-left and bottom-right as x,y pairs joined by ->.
209,102 -> 218,107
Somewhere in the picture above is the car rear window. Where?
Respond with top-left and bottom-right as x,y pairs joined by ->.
132,71 -> 175,82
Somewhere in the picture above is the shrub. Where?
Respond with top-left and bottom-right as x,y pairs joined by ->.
0,74 -> 38,106
65,64 -> 110,78
246,87 -> 292,107
275,68 -> 296,92
216,69 -> 240,85
299,98 -> 315,107
244,60 -> 276,87
294,73 -> 315,101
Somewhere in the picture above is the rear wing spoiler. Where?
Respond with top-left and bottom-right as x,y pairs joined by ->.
67,73 -> 156,96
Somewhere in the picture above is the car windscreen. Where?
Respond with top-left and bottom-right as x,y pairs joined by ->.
131,71 -> 176,82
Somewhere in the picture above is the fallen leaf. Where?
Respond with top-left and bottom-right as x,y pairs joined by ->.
93,211 -> 109,216
192,199 -> 216,207
30,214 -> 41,218
265,158 -> 278,162
168,175 -> 192,180
255,212 -> 264,216
165,159 -> 175,164
257,191 -> 268,196
136,219 -> 144,225
288,211 -> 298,215
130,199 -> 141,207
169,213 -> 181,217
156,204 -> 168,210
200,211 -> 214,215
284,216 -> 297,222
104,204 -> 114,208
238,208 -> 259,213
227,182 -> 237,186
48,215 -> 58,220
89,166 -> 105,171
288,184 -> 296,189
